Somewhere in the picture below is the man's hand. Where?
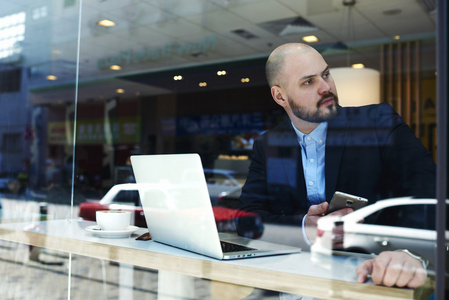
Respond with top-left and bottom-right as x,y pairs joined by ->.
356,251 -> 427,288
304,202 -> 353,243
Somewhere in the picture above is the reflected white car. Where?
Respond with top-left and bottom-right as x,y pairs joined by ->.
79,183 -> 264,238
204,169 -> 245,205
311,197 -> 448,267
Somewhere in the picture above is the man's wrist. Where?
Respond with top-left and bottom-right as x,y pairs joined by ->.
397,249 -> 429,269
301,214 -> 312,246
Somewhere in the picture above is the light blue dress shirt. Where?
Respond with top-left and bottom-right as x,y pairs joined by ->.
291,122 -> 327,206
291,122 -> 327,246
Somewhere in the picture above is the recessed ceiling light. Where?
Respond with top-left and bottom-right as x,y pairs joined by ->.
217,70 -> 226,76
302,35 -> 319,43
174,75 -> 183,81
109,65 -> 121,70
97,19 -> 116,27
46,75 -> 57,80
116,88 -> 125,94
241,78 -> 250,83
199,82 -> 207,87
394,35 -> 401,40
351,63 -> 365,69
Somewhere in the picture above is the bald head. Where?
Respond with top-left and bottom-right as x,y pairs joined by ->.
265,43 -> 320,87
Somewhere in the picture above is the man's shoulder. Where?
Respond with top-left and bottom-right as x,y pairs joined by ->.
259,118 -> 293,135
271,118 -> 293,131
335,103 -> 397,125
255,118 -> 298,147
340,103 -> 394,115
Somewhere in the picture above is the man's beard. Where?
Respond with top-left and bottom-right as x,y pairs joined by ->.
289,92 -> 340,123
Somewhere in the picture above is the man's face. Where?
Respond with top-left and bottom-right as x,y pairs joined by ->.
281,49 -> 339,123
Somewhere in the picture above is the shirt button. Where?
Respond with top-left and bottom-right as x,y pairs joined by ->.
310,158 -> 315,163
307,136 -> 311,140
308,181 -> 314,186
319,140 -> 323,144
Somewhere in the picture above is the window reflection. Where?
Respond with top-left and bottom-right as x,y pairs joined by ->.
0,0 -> 443,298
0,12 -> 26,59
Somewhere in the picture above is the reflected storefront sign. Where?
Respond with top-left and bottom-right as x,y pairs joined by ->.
176,112 -> 264,136
47,117 -> 141,145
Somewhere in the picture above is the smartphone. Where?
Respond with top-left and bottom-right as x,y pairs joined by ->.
326,191 -> 368,214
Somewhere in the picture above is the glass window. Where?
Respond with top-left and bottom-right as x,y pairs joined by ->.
0,0 -> 444,298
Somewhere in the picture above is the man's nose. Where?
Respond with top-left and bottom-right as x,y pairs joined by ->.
318,78 -> 331,95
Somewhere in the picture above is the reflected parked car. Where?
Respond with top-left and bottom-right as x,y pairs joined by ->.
217,187 -> 242,209
311,197 -> 448,268
204,168 -> 245,205
78,183 -> 263,238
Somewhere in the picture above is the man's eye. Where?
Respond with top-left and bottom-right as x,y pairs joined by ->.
304,79 -> 313,85
323,72 -> 329,79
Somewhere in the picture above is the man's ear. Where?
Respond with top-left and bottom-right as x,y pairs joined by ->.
271,85 -> 287,108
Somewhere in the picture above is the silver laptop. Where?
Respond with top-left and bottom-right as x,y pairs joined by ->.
130,153 -> 301,260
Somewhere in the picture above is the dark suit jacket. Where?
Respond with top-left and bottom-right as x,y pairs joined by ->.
238,103 -> 436,226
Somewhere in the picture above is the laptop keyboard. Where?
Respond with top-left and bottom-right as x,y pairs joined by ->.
220,241 -> 256,253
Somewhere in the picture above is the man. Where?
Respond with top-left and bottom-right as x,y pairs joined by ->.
238,43 -> 435,289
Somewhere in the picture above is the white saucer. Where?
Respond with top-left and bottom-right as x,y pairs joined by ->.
85,225 -> 139,238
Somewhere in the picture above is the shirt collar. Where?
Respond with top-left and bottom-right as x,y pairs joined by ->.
292,122 -> 327,145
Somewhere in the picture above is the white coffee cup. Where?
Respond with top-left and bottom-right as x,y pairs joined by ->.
96,210 -> 131,231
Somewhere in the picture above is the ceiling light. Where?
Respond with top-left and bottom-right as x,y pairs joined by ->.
351,63 -> 365,69
116,88 -> 125,94
46,75 -> 57,80
217,70 -> 227,76
241,78 -> 250,83
109,65 -> 121,70
97,19 -> 116,27
174,75 -> 183,81
394,35 -> 401,40
199,82 -> 207,87
302,35 -> 319,43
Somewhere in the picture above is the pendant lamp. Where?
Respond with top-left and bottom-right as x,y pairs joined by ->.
330,0 -> 381,107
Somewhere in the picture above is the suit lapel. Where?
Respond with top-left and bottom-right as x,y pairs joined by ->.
325,108 -> 349,201
277,123 -> 307,200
